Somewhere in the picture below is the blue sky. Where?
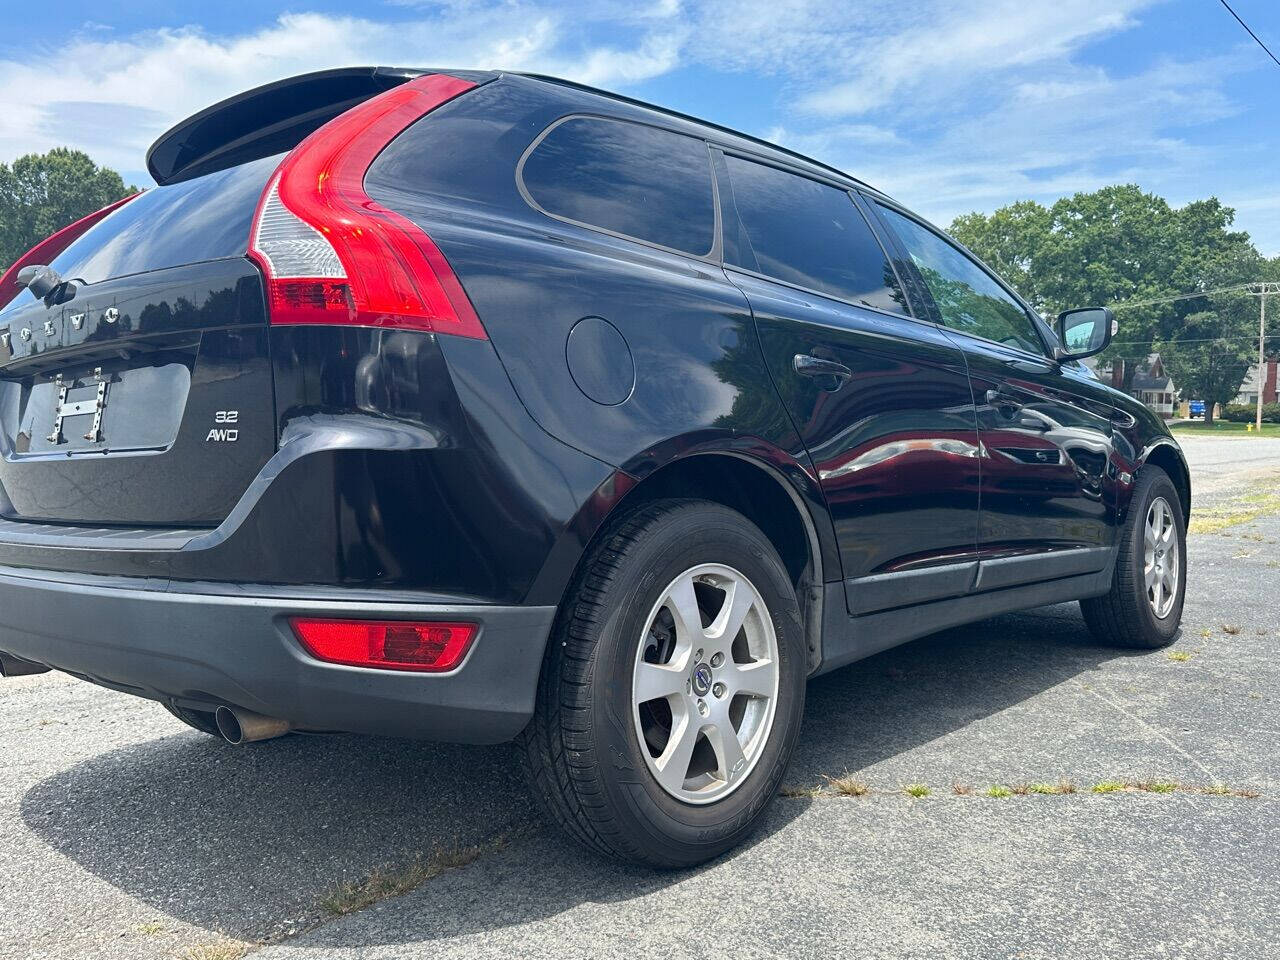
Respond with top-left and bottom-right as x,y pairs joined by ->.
3,1 -> 1278,252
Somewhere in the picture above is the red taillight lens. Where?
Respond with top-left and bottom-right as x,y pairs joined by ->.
0,192 -> 140,309
291,618 -> 477,672
249,73 -> 486,339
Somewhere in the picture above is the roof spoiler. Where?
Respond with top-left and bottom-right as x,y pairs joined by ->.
146,66 -> 494,186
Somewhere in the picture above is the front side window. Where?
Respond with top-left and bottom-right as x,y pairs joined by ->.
520,116 -> 715,256
878,205 -> 1044,355
722,155 -> 906,313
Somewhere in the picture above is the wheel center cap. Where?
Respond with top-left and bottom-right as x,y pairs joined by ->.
691,662 -> 713,697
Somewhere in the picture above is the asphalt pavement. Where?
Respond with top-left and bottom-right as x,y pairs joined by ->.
1,434 -> 1277,960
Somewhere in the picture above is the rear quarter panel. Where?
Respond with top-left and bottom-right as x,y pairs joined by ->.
365,76 -> 839,584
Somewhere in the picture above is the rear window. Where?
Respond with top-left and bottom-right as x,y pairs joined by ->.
721,156 -> 905,313
46,153 -> 281,286
520,116 -> 716,256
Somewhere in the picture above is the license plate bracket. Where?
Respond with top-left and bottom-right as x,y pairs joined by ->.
47,368 -> 109,444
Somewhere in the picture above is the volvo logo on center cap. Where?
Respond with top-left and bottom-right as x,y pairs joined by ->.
692,662 -> 713,697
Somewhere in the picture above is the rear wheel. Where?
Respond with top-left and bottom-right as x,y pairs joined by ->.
1081,465 -> 1186,649
519,499 -> 806,867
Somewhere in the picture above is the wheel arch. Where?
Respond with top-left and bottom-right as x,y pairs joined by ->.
1140,440 -> 1191,520
527,440 -> 839,673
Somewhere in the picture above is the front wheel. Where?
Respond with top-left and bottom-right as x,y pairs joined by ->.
1081,465 -> 1186,648
519,499 -> 807,868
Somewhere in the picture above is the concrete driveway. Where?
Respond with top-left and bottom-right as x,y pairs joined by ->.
1,434 -> 1277,960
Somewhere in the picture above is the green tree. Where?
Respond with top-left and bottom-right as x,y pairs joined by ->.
949,199 -> 1052,307
1156,306 -> 1256,425
950,185 -> 1263,389
0,148 -> 137,269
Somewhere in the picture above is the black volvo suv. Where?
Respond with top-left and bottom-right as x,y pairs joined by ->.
0,68 -> 1189,867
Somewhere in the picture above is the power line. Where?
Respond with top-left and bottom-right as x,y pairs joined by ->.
1218,0 -> 1280,69
1109,282 -> 1279,310
1111,284 -> 1250,309
1111,335 -> 1280,344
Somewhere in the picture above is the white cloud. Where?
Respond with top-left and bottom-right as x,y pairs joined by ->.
1,0 -> 1272,252
793,1 -> 1151,117
0,7 -> 679,179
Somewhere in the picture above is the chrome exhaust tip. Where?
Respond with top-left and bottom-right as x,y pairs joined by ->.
214,706 -> 291,745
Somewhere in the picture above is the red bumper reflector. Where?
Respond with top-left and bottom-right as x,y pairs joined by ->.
291,618 -> 477,672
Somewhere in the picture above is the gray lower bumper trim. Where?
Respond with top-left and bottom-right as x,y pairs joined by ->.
0,565 -> 554,744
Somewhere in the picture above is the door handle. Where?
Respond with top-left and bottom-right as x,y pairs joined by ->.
986,388 -> 1023,412
793,354 -> 852,384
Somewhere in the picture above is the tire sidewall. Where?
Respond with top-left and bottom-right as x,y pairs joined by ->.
589,504 -> 806,862
1127,469 -> 1187,640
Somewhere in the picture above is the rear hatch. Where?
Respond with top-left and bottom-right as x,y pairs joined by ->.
0,155 -> 280,526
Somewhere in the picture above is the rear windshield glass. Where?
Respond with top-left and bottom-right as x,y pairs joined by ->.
46,153 -> 281,286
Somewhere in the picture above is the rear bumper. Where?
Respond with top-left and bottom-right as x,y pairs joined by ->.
0,565 -> 554,743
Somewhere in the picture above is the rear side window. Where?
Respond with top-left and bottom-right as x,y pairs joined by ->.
46,153 -> 281,286
877,205 -> 1045,355
721,155 -> 905,313
520,116 -> 715,256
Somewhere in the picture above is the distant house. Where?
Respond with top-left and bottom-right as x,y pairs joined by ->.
1234,360 -> 1278,407
1085,354 -> 1178,419
1130,362 -> 1176,419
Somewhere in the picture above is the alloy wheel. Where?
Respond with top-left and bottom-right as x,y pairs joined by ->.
1144,496 -> 1180,619
631,563 -> 780,805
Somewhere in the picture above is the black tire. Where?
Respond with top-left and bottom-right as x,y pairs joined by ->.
164,703 -> 223,738
518,498 -> 807,868
1081,465 -> 1186,649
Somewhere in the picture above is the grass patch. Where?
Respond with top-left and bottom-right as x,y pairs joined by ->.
984,785 -> 1013,798
135,921 -> 165,936
1171,421 -> 1280,436
824,773 -> 869,796
1188,493 -> 1280,535
319,844 -> 491,917
1139,780 -> 1178,794
1200,783 -> 1261,798
1091,780 -> 1128,794
952,783 -> 974,796
1028,782 -> 1063,795
1222,623 -> 1241,635
180,942 -> 249,960
1167,650 -> 1193,662
903,783 -> 931,798
781,783 -> 823,798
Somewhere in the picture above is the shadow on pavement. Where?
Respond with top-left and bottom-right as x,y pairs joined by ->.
21,603 -> 1133,944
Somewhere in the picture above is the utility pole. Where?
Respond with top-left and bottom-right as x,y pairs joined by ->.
1246,283 -> 1280,433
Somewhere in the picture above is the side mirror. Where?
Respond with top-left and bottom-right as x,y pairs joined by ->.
1055,307 -> 1114,360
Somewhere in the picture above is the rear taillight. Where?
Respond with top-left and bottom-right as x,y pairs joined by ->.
0,192 -> 140,309
291,618 -> 478,672
248,73 -> 485,339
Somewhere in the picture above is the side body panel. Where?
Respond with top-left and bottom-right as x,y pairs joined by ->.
731,274 -> 980,611
953,336 -> 1121,582
364,75 -> 841,587
866,200 -> 1123,589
